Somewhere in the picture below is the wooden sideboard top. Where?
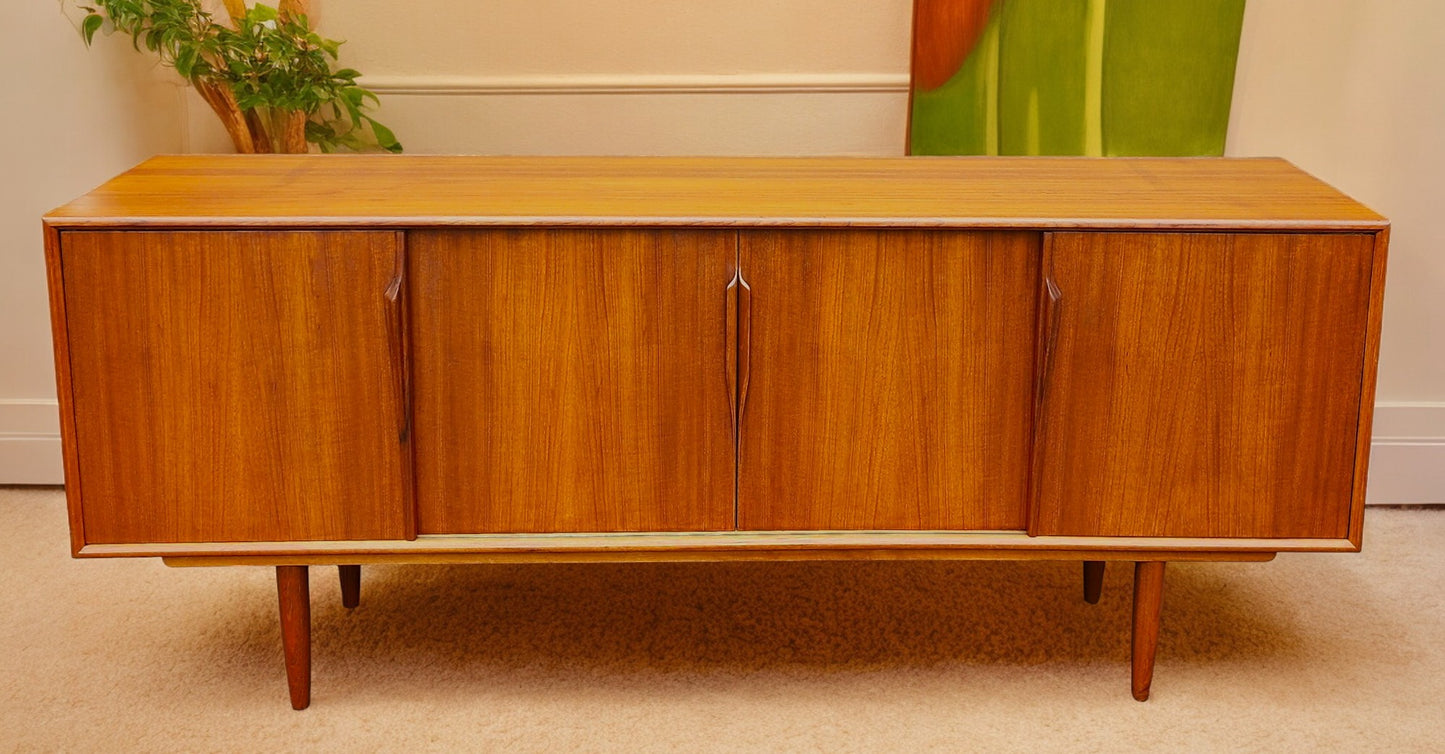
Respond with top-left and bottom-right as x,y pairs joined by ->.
45,155 -> 1386,230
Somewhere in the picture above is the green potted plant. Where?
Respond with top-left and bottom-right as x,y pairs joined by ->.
75,0 -> 401,153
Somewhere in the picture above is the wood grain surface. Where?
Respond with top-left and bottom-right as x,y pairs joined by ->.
1030,232 -> 1375,539
46,158 -> 1387,559
61,231 -> 410,544
43,224 -> 87,554
1349,227 -> 1390,548
738,230 -> 1037,530
409,229 -> 736,533
43,155 -> 1386,231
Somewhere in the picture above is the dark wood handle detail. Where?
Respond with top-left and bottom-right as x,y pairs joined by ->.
737,273 -> 752,426
1027,270 -> 1064,535
726,273 -> 739,429
384,248 -> 408,445
725,270 -> 753,442
1039,275 -> 1063,408
1032,273 -> 1064,438
388,235 -> 418,541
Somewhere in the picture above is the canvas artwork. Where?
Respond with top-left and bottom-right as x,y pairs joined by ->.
909,0 -> 1247,156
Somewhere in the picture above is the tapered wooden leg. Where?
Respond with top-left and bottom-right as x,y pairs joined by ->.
1131,561 -> 1166,702
1083,561 -> 1105,604
276,565 -> 311,710
339,565 -> 361,609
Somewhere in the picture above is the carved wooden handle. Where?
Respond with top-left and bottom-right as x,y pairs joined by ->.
384,248 -> 408,445
725,270 -> 753,443
1027,272 -> 1063,535
1039,275 -> 1063,404
737,273 -> 752,426
726,273 -> 739,425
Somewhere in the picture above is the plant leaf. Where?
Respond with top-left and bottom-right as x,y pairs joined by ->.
250,4 -> 280,23
176,46 -> 200,78
75,0 -> 401,153
81,14 -> 105,46
368,118 -> 400,152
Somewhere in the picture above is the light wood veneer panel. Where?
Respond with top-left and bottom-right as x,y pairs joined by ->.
45,155 -> 1386,231
738,230 -> 1038,530
1031,232 -> 1374,539
62,231 -> 409,544
410,229 -> 735,533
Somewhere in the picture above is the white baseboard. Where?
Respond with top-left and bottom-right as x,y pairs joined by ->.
0,399 -> 63,485
1364,403 -> 1445,504
358,72 -> 913,96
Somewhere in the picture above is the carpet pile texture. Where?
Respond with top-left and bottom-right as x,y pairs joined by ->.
1,487 -> 1441,751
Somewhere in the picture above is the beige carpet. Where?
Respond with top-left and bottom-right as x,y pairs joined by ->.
1,487 -> 1441,752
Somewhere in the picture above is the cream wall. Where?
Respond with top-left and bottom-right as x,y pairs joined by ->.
331,0 -> 909,76
0,3 -> 183,483
1229,0 -> 1445,401
7,1 -> 1444,498
1226,0 -> 1445,502
185,0 -> 915,155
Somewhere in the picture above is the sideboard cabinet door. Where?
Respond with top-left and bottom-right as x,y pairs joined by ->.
409,229 -> 736,533
737,230 -> 1039,530
61,231 -> 411,544
1030,232 -> 1376,539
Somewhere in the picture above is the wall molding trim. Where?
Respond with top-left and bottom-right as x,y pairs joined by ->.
0,398 -> 62,486
357,72 -> 913,97
185,72 -> 914,153
1364,402 -> 1445,504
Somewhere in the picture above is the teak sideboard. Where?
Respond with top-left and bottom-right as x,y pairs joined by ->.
43,156 -> 1388,708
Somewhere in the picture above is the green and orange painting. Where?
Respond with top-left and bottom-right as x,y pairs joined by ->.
909,0 -> 1248,156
